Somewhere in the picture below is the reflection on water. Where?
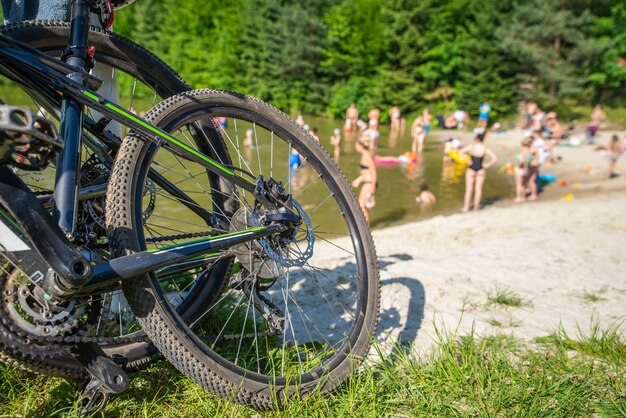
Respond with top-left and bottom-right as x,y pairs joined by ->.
296,115 -> 513,229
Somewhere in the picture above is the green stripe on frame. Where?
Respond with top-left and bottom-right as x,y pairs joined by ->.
146,226 -> 266,253
82,90 -> 234,176
0,208 -> 25,234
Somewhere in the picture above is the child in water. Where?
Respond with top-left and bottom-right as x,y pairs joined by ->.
415,182 -> 436,205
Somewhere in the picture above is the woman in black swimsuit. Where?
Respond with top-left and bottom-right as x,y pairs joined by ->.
460,132 -> 497,212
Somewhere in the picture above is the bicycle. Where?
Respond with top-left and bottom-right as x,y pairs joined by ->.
0,19 -> 210,380
0,0 -> 380,412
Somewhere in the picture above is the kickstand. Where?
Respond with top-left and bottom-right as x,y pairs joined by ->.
72,343 -> 129,417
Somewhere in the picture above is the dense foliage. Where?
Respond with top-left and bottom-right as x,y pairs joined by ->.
113,0 -> 625,119
4,0 -> 625,119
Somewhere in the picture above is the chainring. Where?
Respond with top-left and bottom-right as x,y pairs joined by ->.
0,267 -> 87,338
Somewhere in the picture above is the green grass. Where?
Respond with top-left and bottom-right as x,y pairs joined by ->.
1,321 -> 624,417
487,316 -> 521,328
580,289 -> 608,304
485,285 -> 532,309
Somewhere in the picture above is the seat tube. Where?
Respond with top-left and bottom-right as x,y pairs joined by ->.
53,0 -> 92,236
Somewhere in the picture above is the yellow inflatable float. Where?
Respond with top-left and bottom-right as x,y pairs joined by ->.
449,149 -> 470,166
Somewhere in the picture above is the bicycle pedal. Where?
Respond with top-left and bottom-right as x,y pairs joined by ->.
72,343 -> 129,416
76,355 -> 129,416
0,105 -> 61,170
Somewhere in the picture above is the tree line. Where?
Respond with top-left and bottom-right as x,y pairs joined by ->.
36,0 -> 626,120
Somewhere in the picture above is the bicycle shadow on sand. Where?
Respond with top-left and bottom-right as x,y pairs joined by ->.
376,253 -> 426,358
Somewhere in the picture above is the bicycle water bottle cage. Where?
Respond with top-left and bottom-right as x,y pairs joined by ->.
0,105 -> 62,171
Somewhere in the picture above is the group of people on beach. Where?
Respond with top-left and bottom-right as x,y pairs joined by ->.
312,98 -> 623,223
343,101 -> 498,221
346,103 -> 455,222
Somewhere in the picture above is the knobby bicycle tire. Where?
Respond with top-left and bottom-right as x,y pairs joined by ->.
107,89 -> 380,409
0,21 -> 230,378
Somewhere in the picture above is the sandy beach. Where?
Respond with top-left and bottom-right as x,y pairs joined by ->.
372,128 -> 626,354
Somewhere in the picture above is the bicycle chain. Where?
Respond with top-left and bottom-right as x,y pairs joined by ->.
145,230 -> 214,244
22,327 -> 279,345
205,330 -> 281,342
23,332 -> 150,346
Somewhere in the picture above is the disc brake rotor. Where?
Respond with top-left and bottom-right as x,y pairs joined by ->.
230,198 -> 314,275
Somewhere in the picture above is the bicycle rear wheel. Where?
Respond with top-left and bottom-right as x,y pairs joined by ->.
107,89 -> 380,408
0,21 -> 229,378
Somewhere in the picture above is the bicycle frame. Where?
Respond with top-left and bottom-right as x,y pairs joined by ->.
0,5 -> 296,300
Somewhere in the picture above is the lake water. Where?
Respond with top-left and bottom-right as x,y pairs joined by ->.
298,115 -> 513,229
0,82 -> 514,230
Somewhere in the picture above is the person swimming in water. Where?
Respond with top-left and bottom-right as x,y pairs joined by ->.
415,181 -> 436,205
460,131 -> 497,212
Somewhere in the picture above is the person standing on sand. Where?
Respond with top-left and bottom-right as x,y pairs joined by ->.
586,104 -> 606,144
460,131 -> 497,212
607,134 -> 623,179
598,134 -> 624,179
351,132 -> 377,224
477,101 -> 492,129
514,137 -> 532,203
527,130 -> 544,201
